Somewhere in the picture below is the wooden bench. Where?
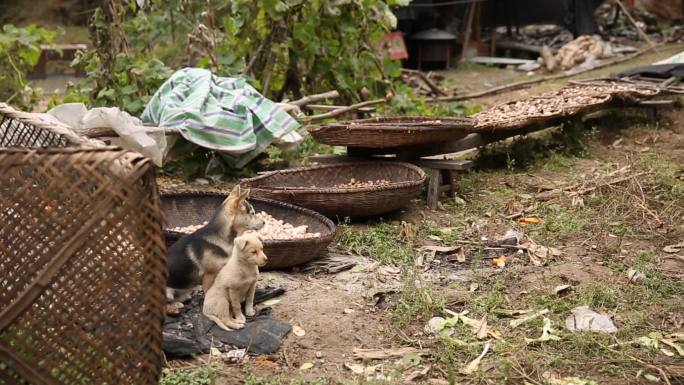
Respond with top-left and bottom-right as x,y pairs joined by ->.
29,43 -> 88,79
413,159 -> 474,209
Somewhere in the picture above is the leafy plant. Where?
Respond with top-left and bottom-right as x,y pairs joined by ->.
68,49 -> 173,115
58,0 -> 412,114
0,24 -> 56,109
159,367 -> 215,385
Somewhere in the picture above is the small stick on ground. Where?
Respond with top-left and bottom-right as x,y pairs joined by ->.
602,344 -> 672,385
401,69 -> 448,96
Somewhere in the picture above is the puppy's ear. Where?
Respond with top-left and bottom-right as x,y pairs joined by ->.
235,236 -> 248,250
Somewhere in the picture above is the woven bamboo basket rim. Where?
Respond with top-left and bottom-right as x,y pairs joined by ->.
241,161 -> 426,193
160,190 -> 337,247
308,115 -> 474,131
471,84 -> 660,132
0,102 -> 104,148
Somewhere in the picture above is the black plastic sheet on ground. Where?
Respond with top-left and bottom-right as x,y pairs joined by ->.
162,287 -> 290,357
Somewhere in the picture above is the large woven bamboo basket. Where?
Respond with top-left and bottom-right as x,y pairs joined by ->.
0,103 -> 165,385
161,192 -> 337,270
307,116 -> 473,148
240,161 -> 426,218
0,148 -> 166,385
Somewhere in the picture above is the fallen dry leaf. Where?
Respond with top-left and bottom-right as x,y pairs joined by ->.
627,268 -> 646,283
469,283 -> 479,292
262,298 -> 282,306
459,342 -> 490,375
519,216 -> 541,225
660,337 -> 684,356
493,308 -> 534,317
492,255 -> 508,267
292,325 -> 306,337
511,309 -> 550,328
663,242 -> 684,253
300,362 -> 314,370
419,245 -> 461,254
553,284 -> 572,295
661,348 -> 675,357
475,316 -> 488,340
525,317 -> 562,344
253,356 -> 278,369
524,242 -> 561,266
454,247 -> 466,263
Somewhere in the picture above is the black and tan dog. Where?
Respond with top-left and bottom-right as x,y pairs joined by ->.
166,185 -> 264,302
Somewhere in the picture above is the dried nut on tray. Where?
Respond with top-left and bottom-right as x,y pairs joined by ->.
168,213 -> 321,240
254,211 -> 320,240
169,222 -> 208,233
334,178 -> 391,189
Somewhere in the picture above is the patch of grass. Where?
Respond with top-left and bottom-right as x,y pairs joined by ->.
418,220 -> 466,244
160,367 -> 215,385
391,268 -> 444,327
475,119 -> 590,171
529,203 -> 592,243
466,279 -> 507,315
639,153 -> 684,200
335,222 -> 414,265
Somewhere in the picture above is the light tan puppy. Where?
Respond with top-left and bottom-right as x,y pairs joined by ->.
202,232 -> 268,330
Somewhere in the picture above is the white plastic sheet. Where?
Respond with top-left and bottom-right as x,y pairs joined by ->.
45,103 -> 166,166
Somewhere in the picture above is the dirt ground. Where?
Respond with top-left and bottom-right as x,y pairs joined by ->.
162,49 -> 684,385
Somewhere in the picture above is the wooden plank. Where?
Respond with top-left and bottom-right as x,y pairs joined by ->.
412,159 -> 474,171
396,133 -> 487,159
496,40 -> 542,54
638,100 -> 675,107
469,56 -> 536,66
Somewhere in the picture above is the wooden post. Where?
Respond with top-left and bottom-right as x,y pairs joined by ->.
426,169 -> 442,209
460,2 -> 477,62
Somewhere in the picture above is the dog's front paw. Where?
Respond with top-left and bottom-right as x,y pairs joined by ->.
245,307 -> 256,317
236,313 -> 247,323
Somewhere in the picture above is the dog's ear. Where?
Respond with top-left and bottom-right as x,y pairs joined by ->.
225,185 -> 242,210
239,187 -> 251,201
228,184 -> 241,199
235,236 -> 248,250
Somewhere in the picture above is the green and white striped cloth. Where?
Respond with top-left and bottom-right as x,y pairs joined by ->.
141,68 -> 301,167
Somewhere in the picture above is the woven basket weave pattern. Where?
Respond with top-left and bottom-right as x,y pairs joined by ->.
0,147 -> 167,385
308,116 -> 473,148
241,162 -> 426,217
161,192 -> 336,270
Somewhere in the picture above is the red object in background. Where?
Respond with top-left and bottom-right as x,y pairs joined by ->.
379,32 -> 409,60
622,0 -> 635,6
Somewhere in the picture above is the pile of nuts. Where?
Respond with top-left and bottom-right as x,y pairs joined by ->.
168,214 -> 321,240
254,211 -> 320,240
474,82 -> 659,130
169,222 -> 208,233
333,178 -> 390,189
